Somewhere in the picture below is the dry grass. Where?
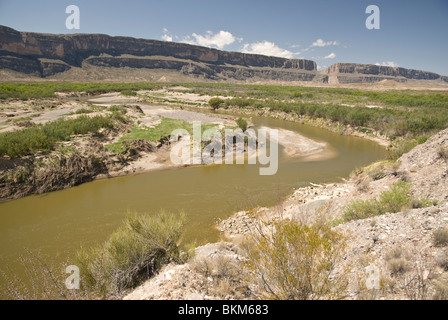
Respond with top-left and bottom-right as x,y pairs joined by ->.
438,146 -> 448,160
385,247 -> 410,276
433,228 -> 448,247
190,253 -> 243,299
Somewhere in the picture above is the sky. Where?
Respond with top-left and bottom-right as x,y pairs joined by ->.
0,0 -> 447,75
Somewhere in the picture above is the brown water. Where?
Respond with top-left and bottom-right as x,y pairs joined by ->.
0,115 -> 388,285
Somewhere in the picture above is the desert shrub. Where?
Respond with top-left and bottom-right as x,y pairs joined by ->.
0,115 -> 115,158
387,258 -> 409,275
108,105 -> 127,114
342,199 -> 381,221
388,139 -> 419,160
356,179 -> 370,193
366,161 -> 392,180
208,97 -> 225,110
0,249 -> 93,300
385,247 -> 409,276
433,228 -> 448,247
236,117 -> 248,132
379,181 -> 412,212
192,255 -> 238,280
433,280 -> 448,300
191,253 -> 242,298
74,108 -> 94,114
416,135 -> 429,144
436,250 -> 448,270
343,181 -> 412,221
244,219 -> 348,300
438,147 -> 448,160
120,90 -> 137,96
77,211 -> 187,298
225,98 -> 254,108
410,197 -> 433,209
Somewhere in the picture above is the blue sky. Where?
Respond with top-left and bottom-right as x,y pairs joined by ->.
0,0 -> 447,75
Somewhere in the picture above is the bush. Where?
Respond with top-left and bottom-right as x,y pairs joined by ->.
120,90 -> 137,97
343,181 -> 412,221
387,258 -> 409,275
108,105 -> 127,114
236,117 -> 248,132
433,280 -> 448,300
433,228 -> 448,247
388,139 -> 419,160
436,250 -> 448,270
245,219 -> 348,300
385,247 -> 410,276
74,108 -> 94,115
191,253 -> 241,297
438,147 -> 448,160
0,115 -> 116,158
77,211 -> 187,298
208,97 -> 225,110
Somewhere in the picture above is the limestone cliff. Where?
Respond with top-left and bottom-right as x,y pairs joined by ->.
0,25 -> 316,81
0,25 -> 446,84
322,63 -> 447,84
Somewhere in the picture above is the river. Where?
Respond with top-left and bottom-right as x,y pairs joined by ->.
0,114 -> 388,289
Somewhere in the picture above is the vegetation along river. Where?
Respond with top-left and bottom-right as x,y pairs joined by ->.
0,114 -> 388,285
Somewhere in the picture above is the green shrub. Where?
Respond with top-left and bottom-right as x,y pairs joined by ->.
108,105 -> 127,114
208,97 -> 225,110
388,139 -> 419,160
77,211 -> 187,298
74,108 -> 94,115
343,181 -> 412,221
236,117 -> 248,132
245,219 -> 348,300
0,115 -> 116,158
120,90 -> 137,97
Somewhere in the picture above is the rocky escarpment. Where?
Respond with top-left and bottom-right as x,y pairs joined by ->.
1,25 -> 446,84
0,25 -> 316,81
323,63 -> 448,84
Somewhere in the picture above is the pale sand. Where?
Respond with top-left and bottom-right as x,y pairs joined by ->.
259,126 -> 337,161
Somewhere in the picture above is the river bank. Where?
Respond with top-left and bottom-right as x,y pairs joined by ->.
0,90 -> 356,202
125,127 -> 448,300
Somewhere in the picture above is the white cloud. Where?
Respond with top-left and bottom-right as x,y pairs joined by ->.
161,28 -> 173,42
311,38 -> 339,47
323,52 -> 336,59
375,61 -> 399,67
182,30 -> 237,49
317,65 -> 328,71
241,41 -> 294,58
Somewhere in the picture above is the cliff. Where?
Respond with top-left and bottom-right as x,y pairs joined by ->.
0,25 -> 446,84
323,63 -> 448,84
0,25 -> 316,81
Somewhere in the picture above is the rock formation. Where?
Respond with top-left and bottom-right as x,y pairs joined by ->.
0,25 -> 316,81
322,63 -> 447,84
0,25 -> 446,84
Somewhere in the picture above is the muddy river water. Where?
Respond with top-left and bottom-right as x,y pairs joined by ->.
0,114 -> 388,284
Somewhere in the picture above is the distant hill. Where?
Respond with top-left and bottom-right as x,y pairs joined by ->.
0,25 -> 446,84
